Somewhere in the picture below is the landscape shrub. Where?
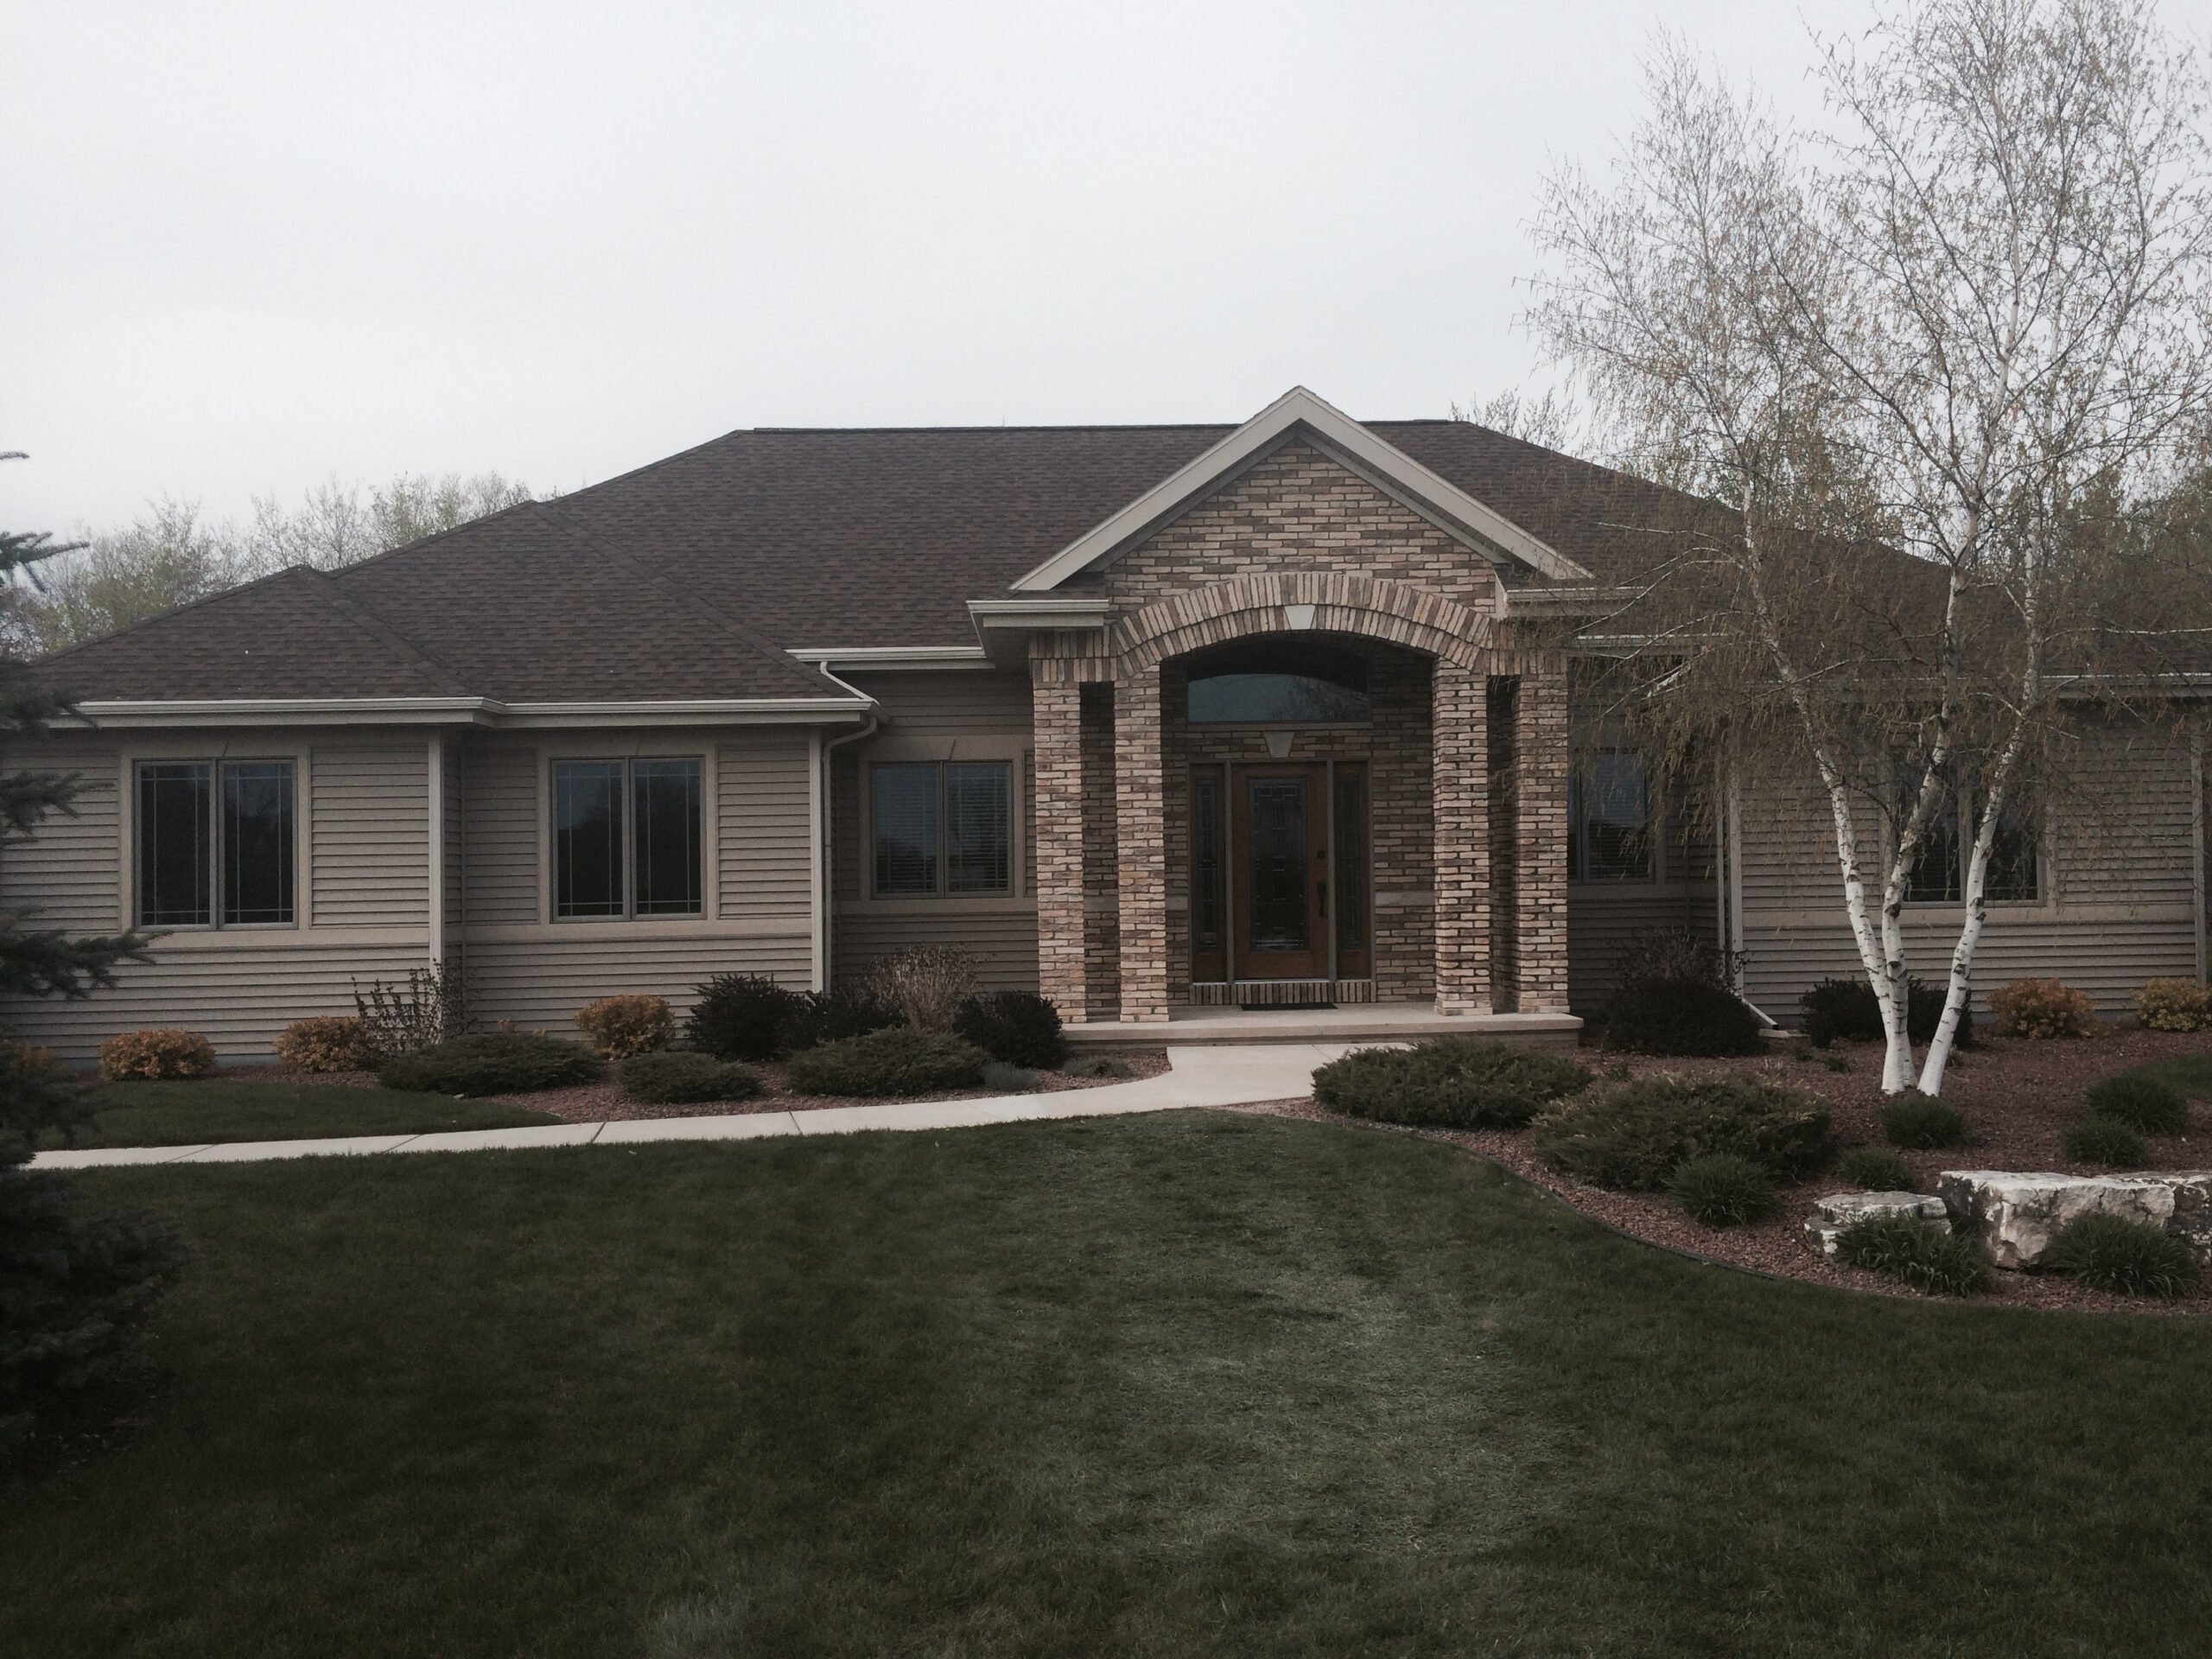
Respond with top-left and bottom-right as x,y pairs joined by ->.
352,964 -> 460,1058
2062,1116 -> 2148,1168
1838,1146 -> 1919,1192
272,1015 -> 375,1074
979,1059 -> 1039,1094
1601,977 -> 1764,1057
574,995 -> 674,1058
97,1029 -> 216,1082
683,974 -> 802,1062
1799,976 -> 1975,1049
954,990 -> 1069,1070
377,1031 -> 601,1096
1879,1096 -> 1970,1150
2135,977 -> 2212,1033
619,1050 -> 760,1105
1614,925 -> 1743,990
785,983 -> 904,1051
2083,1073 -> 2189,1135
1531,1073 -> 1834,1191
1988,977 -> 2098,1039
855,945 -> 977,1033
1667,1154 -> 1777,1227
785,1028 -> 988,1097
1836,1214 -> 1990,1295
1313,1038 -> 1592,1130
2045,1212 -> 2200,1298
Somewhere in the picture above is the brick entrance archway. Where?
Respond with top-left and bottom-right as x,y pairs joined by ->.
1029,573 -> 1567,1023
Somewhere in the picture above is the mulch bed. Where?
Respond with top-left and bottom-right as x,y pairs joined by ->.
219,1052 -> 1173,1122
1236,1026 -> 2212,1316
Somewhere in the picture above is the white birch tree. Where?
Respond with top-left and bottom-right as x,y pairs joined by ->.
1529,0 -> 2212,1095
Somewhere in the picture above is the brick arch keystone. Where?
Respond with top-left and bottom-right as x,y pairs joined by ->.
1109,573 -> 1491,673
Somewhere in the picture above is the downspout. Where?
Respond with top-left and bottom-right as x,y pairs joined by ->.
427,735 -> 446,976
2194,724 -> 2206,981
819,704 -> 881,994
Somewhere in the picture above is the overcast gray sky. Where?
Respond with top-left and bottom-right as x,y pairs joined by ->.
7,0 -> 2209,531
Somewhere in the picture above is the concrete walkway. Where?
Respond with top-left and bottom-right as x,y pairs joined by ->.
29,1042 -> 1354,1171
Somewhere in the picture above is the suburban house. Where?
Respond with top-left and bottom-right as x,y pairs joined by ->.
5,387 -> 2202,1061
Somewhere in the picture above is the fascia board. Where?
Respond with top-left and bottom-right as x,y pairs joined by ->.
63,696 -> 874,730
1010,385 -> 1591,591
790,646 -> 994,671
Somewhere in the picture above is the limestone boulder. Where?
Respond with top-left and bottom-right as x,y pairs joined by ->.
1803,1191 -> 1949,1257
1937,1171 -> 2212,1269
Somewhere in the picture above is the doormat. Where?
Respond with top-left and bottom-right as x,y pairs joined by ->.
1239,1001 -> 1337,1012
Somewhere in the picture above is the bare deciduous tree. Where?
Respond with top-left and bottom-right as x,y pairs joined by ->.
1529,0 -> 2212,1095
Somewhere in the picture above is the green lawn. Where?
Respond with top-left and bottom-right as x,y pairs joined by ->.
8,1112 -> 2211,1657
44,1081 -> 561,1147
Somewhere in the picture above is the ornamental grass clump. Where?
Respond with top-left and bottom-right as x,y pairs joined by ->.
2083,1073 -> 2189,1135
1879,1096 -> 1971,1150
619,1050 -> 760,1106
1667,1154 -> 1777,1227
955,991 -> 1069,1070
1836,1214 -> 1990,1296
2045,1212 -> 2200,1298
979,1059 -> 1039,1094
2063,1116 -> 2148,1168
785,1028 -> 988,1098
856,946 -> 977,1033
1313,1038 -> 1592,1131
1838,1146 -> 1920,1192
272,1015 -> 376,1074
377,1031 -> 601,1097
574,995 -> 674,1058
1531,1072 -> 1834,1192
1988,977 -> 2098,1039
98,1029 -> 216,1082
2135,977 -> 2212,1033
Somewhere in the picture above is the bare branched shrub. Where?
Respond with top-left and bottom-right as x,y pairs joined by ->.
352,964 -> 462,1058
855,946 -> 978,1033
1615,926 -> 1744,992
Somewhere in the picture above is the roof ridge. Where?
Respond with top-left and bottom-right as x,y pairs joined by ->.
297,567 -> 473,696
522,501 -> 849,698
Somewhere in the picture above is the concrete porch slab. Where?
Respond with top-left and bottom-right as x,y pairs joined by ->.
1064,1004 -> 1582,1049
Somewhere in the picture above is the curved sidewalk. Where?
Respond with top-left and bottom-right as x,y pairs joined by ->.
30,1042 -> 1351,1171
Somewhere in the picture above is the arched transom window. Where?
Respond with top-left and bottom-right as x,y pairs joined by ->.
1185,639 -> 1372,725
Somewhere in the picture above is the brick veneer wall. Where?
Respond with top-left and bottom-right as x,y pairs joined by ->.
1081,683 -> 1123,1016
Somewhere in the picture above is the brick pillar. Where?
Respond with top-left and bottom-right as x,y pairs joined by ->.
1115,663 -> 1170,1022
1432,656 -> 1491,1015
1516,652 -> 1571,1013
1031,669 -> 1090,1021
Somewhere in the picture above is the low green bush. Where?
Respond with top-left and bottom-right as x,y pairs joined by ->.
1799,976 -> 1974,1049
1838,1146 -> 1920,1192
1879,1096 -> 1970,1150
1313,1038 -> 1592,1131
1601,978 -> 1764,1058
683,974 -> 800,1062
1667,1154 -> 1777,1227
2063,1116 -> 2148,1168
378,1031 -> 601,1097
979,1059 -> 1039,1094
2046,1212 -> 2199,1298
620,1050 -> 761,1105
955,991 -> 1069,1070
2083,1074 -> 2189,1135
782,984 -> 903,1052
1531,1073 -> 1834,1192
1836,1214 -> 1989,1295
785,1028 -> 988,1097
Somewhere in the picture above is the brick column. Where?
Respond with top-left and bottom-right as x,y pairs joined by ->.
1431,656 -> 1491,1015
1030,667 -> 1090,1021
1516,652 -> 1571,1013
1114,663 -> 1170,1022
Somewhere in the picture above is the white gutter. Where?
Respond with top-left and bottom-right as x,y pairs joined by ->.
60,696 -> 876,729
791,646 -> 991,672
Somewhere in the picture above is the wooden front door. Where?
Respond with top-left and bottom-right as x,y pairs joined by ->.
1232,765 -> 1330,980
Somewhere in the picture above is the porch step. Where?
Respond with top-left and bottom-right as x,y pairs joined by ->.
1063,1004 -> 1584,1050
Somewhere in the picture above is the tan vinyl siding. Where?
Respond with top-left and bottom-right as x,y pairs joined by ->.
0,744 -> 123,933
1567,886 -> 1716,1009
310,741 -> 428,926
830,670 -> 1040,988
719,735 -> 811,919
1736,721 -> 2202,1017
459,736 -> 540,925
462,930 -> 814,1029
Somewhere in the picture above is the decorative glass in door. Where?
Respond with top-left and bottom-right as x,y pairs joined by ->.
1246,777 -> 1311,952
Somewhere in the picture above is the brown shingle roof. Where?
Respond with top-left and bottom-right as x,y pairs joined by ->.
43,417 -> 1687,702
